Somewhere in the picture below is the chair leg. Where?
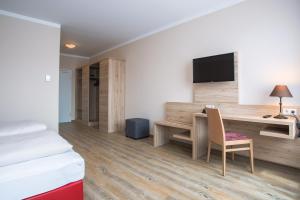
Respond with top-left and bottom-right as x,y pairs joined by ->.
249,141 -> 254,173
207,141 -> 211,163
222,147 -> 226,176
230,146 -> 234,161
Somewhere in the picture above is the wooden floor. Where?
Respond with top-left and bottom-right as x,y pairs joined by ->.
60,122 -> 300,200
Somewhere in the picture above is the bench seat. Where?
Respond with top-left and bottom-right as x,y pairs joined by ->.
155,120 -> 192,130
155,120 -> 193,142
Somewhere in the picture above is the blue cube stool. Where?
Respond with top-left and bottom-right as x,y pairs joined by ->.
125,118 -> 149,139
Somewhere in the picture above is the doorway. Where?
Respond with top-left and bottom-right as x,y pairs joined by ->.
59,69 -> 72,123
89,63 -> 100,125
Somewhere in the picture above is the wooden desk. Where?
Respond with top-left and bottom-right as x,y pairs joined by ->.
193,113 -> 300,168
194,113 -> 297,138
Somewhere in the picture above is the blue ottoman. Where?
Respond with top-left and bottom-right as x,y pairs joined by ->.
125,118 -> 149,139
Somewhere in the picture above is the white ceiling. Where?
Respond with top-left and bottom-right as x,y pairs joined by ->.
0,0 -> 244,57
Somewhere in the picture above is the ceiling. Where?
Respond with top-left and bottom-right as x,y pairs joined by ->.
0,0 -> 244,57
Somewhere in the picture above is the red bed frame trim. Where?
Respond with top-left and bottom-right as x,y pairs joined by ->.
25,180 -> 83,200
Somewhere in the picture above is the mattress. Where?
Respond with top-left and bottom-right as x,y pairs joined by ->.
0,150 -> 85,200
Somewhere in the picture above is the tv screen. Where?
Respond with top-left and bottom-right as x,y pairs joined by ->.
193,53 -> 234,83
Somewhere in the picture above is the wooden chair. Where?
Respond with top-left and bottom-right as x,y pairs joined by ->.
206,108 -> 254,176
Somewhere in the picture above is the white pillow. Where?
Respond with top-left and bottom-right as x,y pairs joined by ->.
0,120 -> 47,137
0,130 -> 73,167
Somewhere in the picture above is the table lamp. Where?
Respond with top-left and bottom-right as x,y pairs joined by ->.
270,85 -> 293,119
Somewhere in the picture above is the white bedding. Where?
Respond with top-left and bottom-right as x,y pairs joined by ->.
0,120 -> 47,136
0,150 -> 85,200
0,130 -> 72,166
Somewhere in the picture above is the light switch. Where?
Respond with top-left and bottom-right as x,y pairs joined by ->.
45,74 -> 51,82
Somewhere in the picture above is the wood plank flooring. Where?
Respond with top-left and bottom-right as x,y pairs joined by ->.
60,122 -> 300,200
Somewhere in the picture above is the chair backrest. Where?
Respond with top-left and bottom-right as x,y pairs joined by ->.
206,108 -> 225,145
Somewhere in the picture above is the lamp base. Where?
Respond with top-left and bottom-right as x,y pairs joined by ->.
273,114 -> 288,119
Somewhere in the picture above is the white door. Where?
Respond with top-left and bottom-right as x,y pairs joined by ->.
59,69 -> 72,123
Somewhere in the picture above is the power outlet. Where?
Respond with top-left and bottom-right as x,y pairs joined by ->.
283,108 -> 297,115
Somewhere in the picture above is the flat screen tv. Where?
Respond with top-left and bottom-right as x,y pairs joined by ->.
193,52 -> 234,83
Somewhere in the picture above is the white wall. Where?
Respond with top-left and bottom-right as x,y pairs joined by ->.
60,54 -> 89,70
90,0 -> 300,125
59,54 -> 89,120
0,14 -> 60,130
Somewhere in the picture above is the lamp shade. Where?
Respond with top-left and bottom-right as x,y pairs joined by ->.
270,85 -> 293,97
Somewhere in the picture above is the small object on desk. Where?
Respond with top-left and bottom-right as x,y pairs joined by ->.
269,85 -> 293,119
202,105 -> 216,114
262,115 -> 272,118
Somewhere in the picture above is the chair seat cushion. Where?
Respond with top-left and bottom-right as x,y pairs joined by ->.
225,132 -> 249,141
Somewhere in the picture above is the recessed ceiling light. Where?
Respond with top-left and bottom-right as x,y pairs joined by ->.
65,43 -> 77,49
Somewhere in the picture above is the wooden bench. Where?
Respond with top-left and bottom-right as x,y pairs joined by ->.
153,102 -> 203,160
154,120 -> 193,142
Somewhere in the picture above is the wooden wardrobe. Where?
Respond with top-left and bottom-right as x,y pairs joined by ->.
99,58 -> 125,133
75,58 -> 125,133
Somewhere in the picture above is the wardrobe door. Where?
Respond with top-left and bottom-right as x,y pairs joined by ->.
99,59 -> 109,132
99,58 -> 125,133
81,64 -> 90,123
110,59 -> 125,132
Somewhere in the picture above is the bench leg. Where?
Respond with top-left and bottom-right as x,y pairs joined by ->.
154,124 -> 170,147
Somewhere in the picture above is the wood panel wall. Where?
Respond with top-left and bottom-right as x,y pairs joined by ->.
165,102 -> 203,124
193,53 -> 239,104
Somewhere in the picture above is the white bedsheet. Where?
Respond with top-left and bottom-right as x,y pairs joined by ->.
0,150 -> 85,200
0,120 -> 47,136
0,130 -> 72,166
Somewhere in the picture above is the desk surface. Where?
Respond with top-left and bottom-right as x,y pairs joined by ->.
193,113 -> 296,126
194,112 -> 299,140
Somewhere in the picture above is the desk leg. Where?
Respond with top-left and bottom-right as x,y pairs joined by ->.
194,117 -> 208,159
153,124 -> 170,147
192,117 -> 198,160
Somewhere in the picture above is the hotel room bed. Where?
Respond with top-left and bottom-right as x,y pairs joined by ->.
0,120 -> 85,200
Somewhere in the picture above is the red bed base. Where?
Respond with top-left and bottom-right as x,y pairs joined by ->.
25,180 -> 83,200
